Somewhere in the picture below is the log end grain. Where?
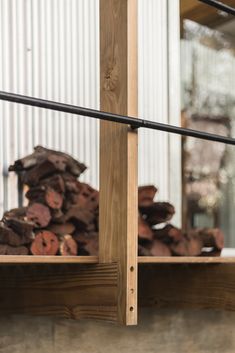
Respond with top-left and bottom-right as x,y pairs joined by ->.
31,231 -> 59,255
45,188 -> 63,209
60,235 -> 78,256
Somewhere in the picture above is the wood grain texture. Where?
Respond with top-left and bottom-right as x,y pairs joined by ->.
2,262 -> 235,321
0,263 -> 118,322
0,256 -> 98,264
139,264 -> 235,311
180,0 -> 235,29
99,0 -> 138,325
138,256 -> 235,264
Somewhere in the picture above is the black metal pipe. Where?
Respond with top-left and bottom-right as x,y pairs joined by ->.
0,91 -> 235,145
198,0 -> 235,16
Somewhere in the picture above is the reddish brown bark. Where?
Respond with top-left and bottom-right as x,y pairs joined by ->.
139,202 -> 175,225
26,203 -> 51,228
189,228 -> 224,250
48,222 -> 75,236
138,215 -> 154,241
0,223 -> 23,247
150,240 -> 171,257
0,244 -> 29,255
138,185 -> 157,207
154,224 -> 183,244
75,232 -> 99,256
9,145 -> 86,177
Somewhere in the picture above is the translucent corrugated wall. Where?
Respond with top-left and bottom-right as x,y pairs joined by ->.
0,0 -> 100,214
138,0 -> 181,225
0,0 -> 181,225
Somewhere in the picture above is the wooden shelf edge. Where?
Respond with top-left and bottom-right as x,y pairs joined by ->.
138,256 -> 235,264
0,255 -> 99,264
3,255 -> 235,265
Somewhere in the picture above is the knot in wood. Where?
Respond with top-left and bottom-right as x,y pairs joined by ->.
104,64 -> 119,92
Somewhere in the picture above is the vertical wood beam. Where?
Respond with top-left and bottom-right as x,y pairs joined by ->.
99,0 -> 138,325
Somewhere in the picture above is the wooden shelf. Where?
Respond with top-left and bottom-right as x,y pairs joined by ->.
0,255 -> 99,264
138,256 -> 235,264
2,0 -> 234,327
1,255 -> 234,265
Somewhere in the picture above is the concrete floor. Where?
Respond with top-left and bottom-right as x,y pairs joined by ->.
0,309 -> 234,353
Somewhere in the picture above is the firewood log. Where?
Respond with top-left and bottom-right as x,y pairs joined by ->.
72,231 -> 89,243
22,159 -> 59,186
40,174 -> 65,194
75,232 -> 99,256
86,222 -> 97,232
25,185 -> 47,203
149,240 -> 171,256
70,183 -> 99,211
4,207 -> 27,220
30,231 -> 59,255
138,185 -> 157,207
9,146 -> 47,171
0,222 -> 26,247
189,228 -> 224,250
45,147 -> 86,176
0,244 -> 29,255
50,208 -> 64,223
60,235 -> 77,256
44,187 -> 63,209
170,234 -> 203,256
62,173 -> 81,193
138,214 -> 153,241
48,222 -> 75,236
9,145 -> 86,177
62,206 -> 95,229
170,238 -> 188,256
2,217 -> 34,240
139,202 -> 175,226
138,244 -> 151,256
186,234 -> 203,256
154,224 -> 183,244
26,186 -> 64,209
26,203 -> 51,228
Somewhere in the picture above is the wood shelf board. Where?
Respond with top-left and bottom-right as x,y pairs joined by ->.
0,262 -> 118,321
138,256 -> 235,264
0,255 -> 234,265
0,255 -> 99,264
139,263 -> 235,312
180,0 -> 235,28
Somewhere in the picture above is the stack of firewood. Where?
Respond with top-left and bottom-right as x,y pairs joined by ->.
0,146 -> 99,255
0,146 -> 224,256
138,185 -> 224,256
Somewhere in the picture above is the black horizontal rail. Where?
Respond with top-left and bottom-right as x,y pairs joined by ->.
0,91 -> 235,145
199,0 -> 235,16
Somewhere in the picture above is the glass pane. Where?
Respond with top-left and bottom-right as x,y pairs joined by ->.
181,15 -> 235,253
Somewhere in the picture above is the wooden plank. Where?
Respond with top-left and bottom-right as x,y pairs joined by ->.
3,262 -> 235,321
2,255 -> 234,265
139,264 -> 235,311
138,256 -> 235,264
180,0 -> 235,28
0,256 -> 98,264
99,0 -> 138,325
0,263 -> 118,322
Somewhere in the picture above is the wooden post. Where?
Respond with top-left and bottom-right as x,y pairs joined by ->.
99,0 -> 138,325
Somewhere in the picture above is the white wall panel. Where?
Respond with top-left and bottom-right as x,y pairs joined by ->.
0,0 -> 181,225
0,0 -> 100,215
138,0 -> 181,225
